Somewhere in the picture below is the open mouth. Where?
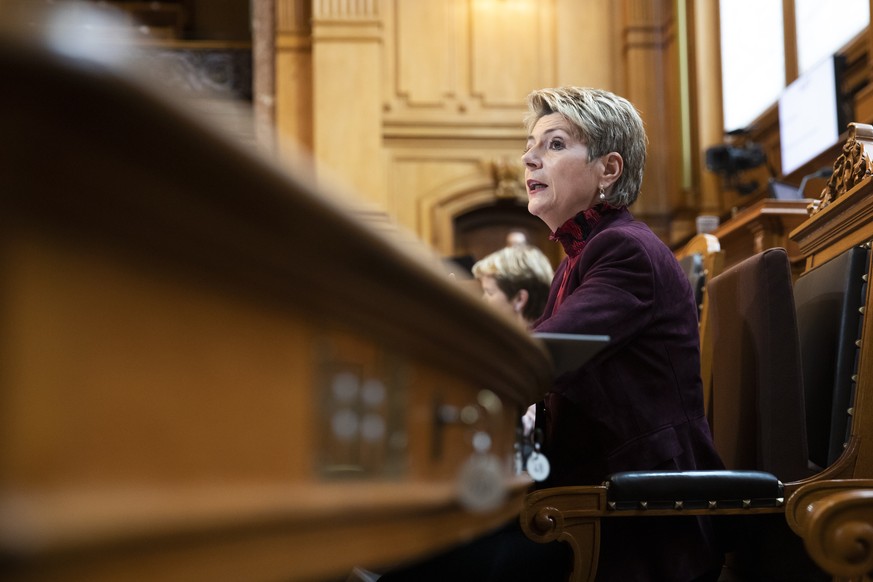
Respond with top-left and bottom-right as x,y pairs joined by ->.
527,180 -> 547,194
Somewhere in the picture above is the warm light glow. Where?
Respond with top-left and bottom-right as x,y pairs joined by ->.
473,0 -> 536,12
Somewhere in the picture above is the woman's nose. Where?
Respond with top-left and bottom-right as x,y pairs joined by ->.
522,148 -> 540,168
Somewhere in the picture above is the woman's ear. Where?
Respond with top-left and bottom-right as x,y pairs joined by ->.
600,151 -> 624,189
513,289 -> 530,313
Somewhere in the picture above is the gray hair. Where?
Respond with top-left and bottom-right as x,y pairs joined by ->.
523,87 -> 648,207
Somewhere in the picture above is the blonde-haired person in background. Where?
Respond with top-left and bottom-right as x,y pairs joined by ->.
472,243 -> 554,328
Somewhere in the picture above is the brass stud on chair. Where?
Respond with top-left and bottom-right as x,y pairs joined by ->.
742,499 -> 751,509
708,501 -> 717,509
856,339 -> 863,348
674,501 -> 684,510
607,501 -> 616,510
639,501 -> 648,510
776,498 -> 784,507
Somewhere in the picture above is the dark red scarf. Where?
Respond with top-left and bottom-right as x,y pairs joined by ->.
549,205 -> 612,310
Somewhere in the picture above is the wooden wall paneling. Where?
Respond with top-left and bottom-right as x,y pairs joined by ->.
311,1 -> 386,207
381,0 -> 464,125
554,0 -> 617,90
469,0 -> 556,109
619,0 -> 678,241
407,153 -> 503,255
331,0 -> 624,249
382,0 -> 624,253
390,151 -> 487,243
389,140 -> 558,265
382,0 -> 559,127
393,1 -> 456,107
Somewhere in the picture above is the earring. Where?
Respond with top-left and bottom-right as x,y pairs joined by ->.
599,187 -> 606,201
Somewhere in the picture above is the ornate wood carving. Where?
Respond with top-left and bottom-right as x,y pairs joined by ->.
312,0 -> 379,20
382,0 -> 556,124
787,480 -> 873,579
810,122 -> 873,216
490,157 -> 526,202
520,486 -> 606,582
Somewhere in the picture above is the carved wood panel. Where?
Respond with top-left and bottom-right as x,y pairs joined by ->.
382,0 -> 557,124
469,0 -> 555,108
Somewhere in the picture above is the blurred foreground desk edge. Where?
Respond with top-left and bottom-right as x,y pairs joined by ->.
0,38 -> 553,581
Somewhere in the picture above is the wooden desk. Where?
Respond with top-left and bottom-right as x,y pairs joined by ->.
711,199 -> 813,276
790,178 -> 873,271
0,39 -> 551,581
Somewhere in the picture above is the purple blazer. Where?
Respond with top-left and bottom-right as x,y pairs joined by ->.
534,208 -> 724,581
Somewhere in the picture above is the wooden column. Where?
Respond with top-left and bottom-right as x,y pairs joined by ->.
275,0 -> 314,156
688,0 -> 724,215
252,0 -> 276,153
619,0 -> 679,241
311,0 -> 385,208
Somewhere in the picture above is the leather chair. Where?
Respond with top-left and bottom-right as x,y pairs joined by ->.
794,244 -> 869,471
707,247 -> 811,482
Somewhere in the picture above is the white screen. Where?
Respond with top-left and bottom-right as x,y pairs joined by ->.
795,0 -> 868,74
720,0 -> 785,132
778,57 -> 840,176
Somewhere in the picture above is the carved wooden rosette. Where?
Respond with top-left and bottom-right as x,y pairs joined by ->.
490,157 -> 527,202
797,487 -> 873,578
520,486 -> 607,582
810,122 -> 873,216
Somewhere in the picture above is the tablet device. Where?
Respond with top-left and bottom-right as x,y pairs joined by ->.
532,332 -> 610,377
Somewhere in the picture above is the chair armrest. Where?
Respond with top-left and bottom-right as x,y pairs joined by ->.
605,470 -> 784,510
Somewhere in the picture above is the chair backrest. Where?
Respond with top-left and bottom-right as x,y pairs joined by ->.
708,247 -> 811,482
794,244 -> 870,470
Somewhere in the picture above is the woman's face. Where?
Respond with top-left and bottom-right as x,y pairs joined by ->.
522,112 -> 605,232
479,275 -> 518,320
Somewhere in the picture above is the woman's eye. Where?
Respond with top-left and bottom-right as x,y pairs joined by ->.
549,139 -> 564,150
